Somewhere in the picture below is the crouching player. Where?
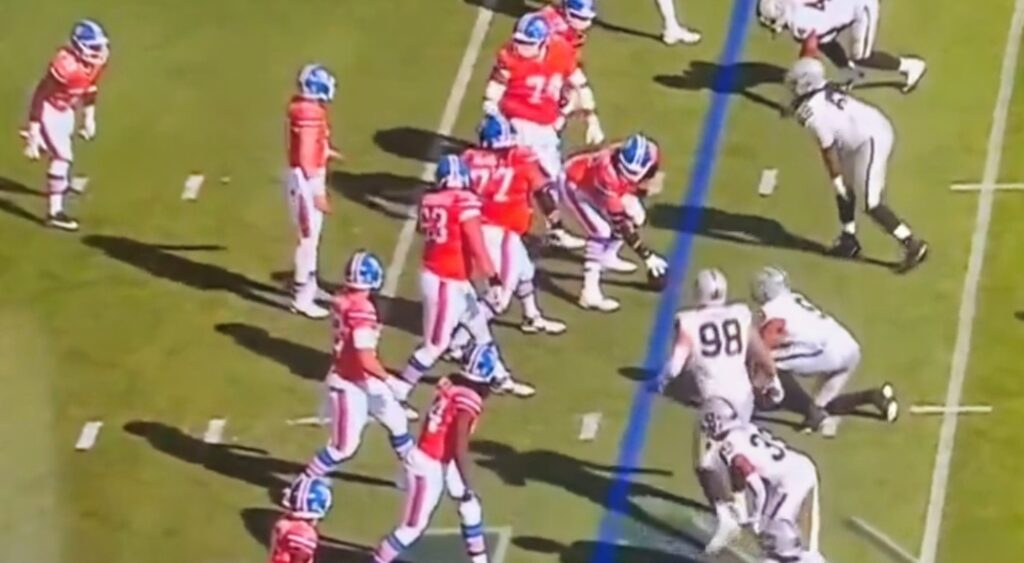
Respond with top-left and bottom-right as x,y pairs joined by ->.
289,250 -> 414,487
373,343 -> 507,563
270,476 -> 333,563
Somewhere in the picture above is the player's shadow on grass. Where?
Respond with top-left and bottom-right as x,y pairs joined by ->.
216,322 -> 328,381
471,440 -> 706,545
240,507 -> 371,562
648,204 -> 898,269
373,127 -> 471,164
328,170 -> 425,220
654,61 -> 788,113
463,0 -> 661,42
124,421 -> 392,504
82,235 -> 290,310
0,177 -> 46,226
515,536 -> 701,563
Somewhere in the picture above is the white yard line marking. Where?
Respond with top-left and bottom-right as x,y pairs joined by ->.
381,2 -> 495,297
203,418 -> 227,444
74,421 -> 104,451
182,173 -> 205,201
285,416 -> 329,426
919,1 -> 1024,561
757,168 -> 778,197
849,517 -> 918,563
950,182 -> 1024,191
579,412 -> 603,441
422,525 -> 512,563
910,404 -> 993,416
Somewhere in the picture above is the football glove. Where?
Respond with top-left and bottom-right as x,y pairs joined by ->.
79,105 -> 97,140
484,276 -> 507,313
644,253 -> 668,277
584,114 -> 605,144
22,122 -> 44,160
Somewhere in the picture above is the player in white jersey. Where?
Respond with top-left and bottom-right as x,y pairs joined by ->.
760,519 -> 828,563
757,0 -> 926,93
702,399 -> 822,558
752,266 -> 899,436
657,268 -> 780,554
786,58 -> 928,273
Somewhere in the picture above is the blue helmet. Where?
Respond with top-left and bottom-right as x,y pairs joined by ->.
478,114 -> 518,150
71,19 -> 110,65
615,134 -> 659,182
285,476 -> 333,520
298,64 -> 337,102
344,250 -> 385,291
433,154 -> 471,190
563,0 -> 597,25
461,342 -> 504,384
513,13 -> 551,47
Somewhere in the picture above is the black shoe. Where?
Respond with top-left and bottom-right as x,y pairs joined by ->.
46,212 -> 79,231
828,233 -> 862,259
875,382 -> 900,422
799,404 -> 829,434
896,238 -> 929,273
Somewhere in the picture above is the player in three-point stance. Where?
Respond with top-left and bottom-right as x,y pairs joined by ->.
484,13 -> 604,251
752,266 -> 899,437
701,399 -> 825,562
23,19 -> 109,231
285,64 -> 343,319
757,0 -> 926,93
560,134 -> 668,312
288,251 -> 414,490
269,476 -> 333,563
373,343 -> 507,563
786,58 -> 928,272
657,269 -> 781,554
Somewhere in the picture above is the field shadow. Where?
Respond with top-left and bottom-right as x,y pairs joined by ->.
123,420 -> 392,504
471,439 -> 705,544
654,61 -> 788,113
649,204 -> 899,269
515,536 -> 701,563
0,176 -> 44,197
1015,311 -> 1024,321
618,367 -> 702,408
327,170 -> 424,220
373,126 -> 471,164
215,322 -> 328,381
240,507 -> 371,562
463,0 -> 660,42
82,235 -> 290,310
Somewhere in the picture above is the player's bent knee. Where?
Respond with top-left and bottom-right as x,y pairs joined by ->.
457,494 -> 483,525
48,160 -> 70,177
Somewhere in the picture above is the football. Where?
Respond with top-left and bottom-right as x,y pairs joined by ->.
647,268 -> 668,291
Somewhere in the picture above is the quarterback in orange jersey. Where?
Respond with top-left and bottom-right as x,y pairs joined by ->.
373,344 -> 506,563
22,20 -> 109,231
285,63 -> 341,319
270,477 -> 332,563
562,134 -> 669,312
288,251 -> 414,493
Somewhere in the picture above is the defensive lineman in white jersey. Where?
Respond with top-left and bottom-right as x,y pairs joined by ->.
703,399 -> 824,561
786,58 -> 928,272
658,268 -> 780,554
752,266 -> 899,436
757,0 -> 926,93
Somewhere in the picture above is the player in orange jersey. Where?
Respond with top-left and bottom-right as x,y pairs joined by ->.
373,343 -> 506,563
288,250 -> 414,491
562,134 -> 668,312
285,64 -> 342,319
483,13 -> 603,251
22,20 -> 109,231
270,476 -> 332,563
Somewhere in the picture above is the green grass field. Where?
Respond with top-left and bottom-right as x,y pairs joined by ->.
1,0 -> 1022,562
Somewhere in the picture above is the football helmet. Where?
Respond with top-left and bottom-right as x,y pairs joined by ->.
563,0 -> 597,31
513,13 -> 550,58
344,250 -> 385,291
757,0 -> 795,34
699,397 -> 743,438
786,57 -> 827,96
693,267 -> 728,307
284,476 -> 333,520
461,342 -> 505,385
433,154 -> 471,190
615,134 -> 659,183
298,63 -> 337,102
478,113 -> 518,150
70,19 -> 109,65
751,266 -> 790,305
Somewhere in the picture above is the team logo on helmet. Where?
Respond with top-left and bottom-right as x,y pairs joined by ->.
284,476 -> 333,520
478,113 -> 518,150
344,250 -> 385,291
298,63 -> 337,102
433,155 -> 472,190
71,19 -> 110,65
615,134 -> 659,183
513,14 -> 550,58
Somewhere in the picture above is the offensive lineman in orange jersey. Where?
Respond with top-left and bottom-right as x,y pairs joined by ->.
373,344 -> 507,563
483,13 -> 603,251
22,20 -> 109,231
270,476 -> 332,563
285,64 -> 342,319
562,134 -> 668,312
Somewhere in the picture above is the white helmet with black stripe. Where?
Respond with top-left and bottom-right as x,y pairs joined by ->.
751,266 -> 791,305
693,268 -> 728,307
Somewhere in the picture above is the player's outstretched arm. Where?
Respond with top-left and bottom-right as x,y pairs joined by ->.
818,145 -> 848,198
567,68 -> 603,144
658,322 -> 691,391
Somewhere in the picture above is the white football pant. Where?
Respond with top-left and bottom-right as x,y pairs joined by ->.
761,455 -> 821,553
839,127 -> 893,211
775,332 -> 861,408
509,118 -> 561,180
285,168 -> 326,306
40,102 -> 75,215
561,184 -> 628,298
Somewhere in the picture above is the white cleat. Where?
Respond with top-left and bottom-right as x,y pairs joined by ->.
662,26 -> 702,46
880,382 -> 900,422
520,316 -> 567,335
578,292 -> 620,312
704,513 -> 742,555
546,228 -> 586,250
602,255 -> 638,274
401,402 -> 420,421
290,301 -> 329,319
819,416 -> 841,438
901,58 -> 927,93
46,212 -> 79,232
497,378 -> 537,398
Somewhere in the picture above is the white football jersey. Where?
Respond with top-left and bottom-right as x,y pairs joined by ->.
675,302 -> 754,404
760,291 -> 853,360
717,424 -> 816,488
788,0 -> 861,43
795,87 -> 892,151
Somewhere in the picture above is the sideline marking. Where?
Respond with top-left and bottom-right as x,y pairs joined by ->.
75,421 -> 104,451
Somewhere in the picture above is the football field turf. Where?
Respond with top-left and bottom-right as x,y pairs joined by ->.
1,0 -> 1022,562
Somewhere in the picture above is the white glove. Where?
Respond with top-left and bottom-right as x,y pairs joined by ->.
484,278 -> 507,314
482,99 -> 501,116
22,122 -> 44,160
79,106 -> 97,140
644,253 -> 668,277
585,113 -> 605,144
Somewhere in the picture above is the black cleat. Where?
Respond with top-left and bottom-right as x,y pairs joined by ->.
828,233 -> 862,259
46,212 -> 79,231
799,404 -> 829,434
874,382 -> 899,422
896,238 -> 929,274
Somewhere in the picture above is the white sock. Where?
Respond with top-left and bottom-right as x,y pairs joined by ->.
655,0 -> 681,29
583,262 -> 602,295
47,176 -> 66,215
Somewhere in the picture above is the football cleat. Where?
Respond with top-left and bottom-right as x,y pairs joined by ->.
897,238 -> 928,274
876,382 -> 900,422
298,64 -> 337,102
578,291 -> 620,312
704,509 -> 742,554
901,58 -> 928,94
344,250 -> 385,291
799,404 -> 828,434
819,416 -> 841,438
496,377 -> 537,398
70,19 -> 110,65
520,315 -> 567,335
46,212 -> 79,231
603,255 -> 639,274
290,301 -> 330,319
662,25 -> 702,45
828,232 -> 862,259
432,154 -> 472,191
546,228 -> 586,250
400,401 -> 420,421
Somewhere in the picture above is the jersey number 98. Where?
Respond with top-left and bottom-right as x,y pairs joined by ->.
698,318 -> 743,357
